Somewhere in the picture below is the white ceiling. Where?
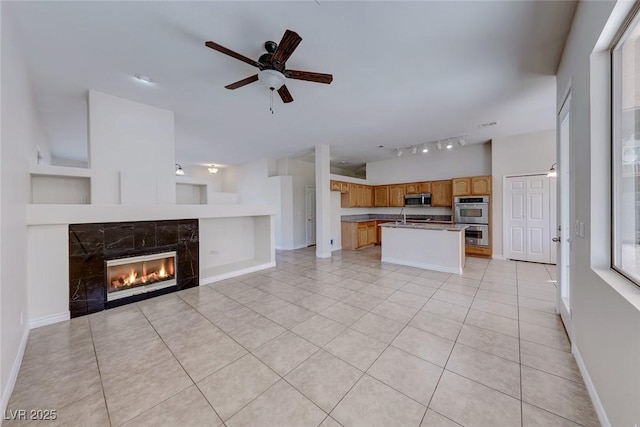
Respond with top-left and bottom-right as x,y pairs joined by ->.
5,1 -> 576,167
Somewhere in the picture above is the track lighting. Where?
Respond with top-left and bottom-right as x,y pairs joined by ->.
446,141 -> 453,149
396,148 -> 403,157
436,141 -> 442,150
457,137 -> 466,146
411,146 -> 418,154
175,164 -> 185,176
422,144 -> 429,153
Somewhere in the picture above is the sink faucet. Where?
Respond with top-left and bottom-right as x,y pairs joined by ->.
400,207 -> 406,224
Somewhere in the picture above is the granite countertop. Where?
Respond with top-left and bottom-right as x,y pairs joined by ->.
341,214 -> 452,223
379,223 -> 468,231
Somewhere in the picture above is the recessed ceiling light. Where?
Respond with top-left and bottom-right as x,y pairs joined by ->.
134,74 -> 153,84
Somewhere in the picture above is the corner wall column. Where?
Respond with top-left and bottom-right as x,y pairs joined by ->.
315,144 -> 331,258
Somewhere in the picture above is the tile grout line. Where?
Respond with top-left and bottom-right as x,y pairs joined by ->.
418,258 -> 489,426
84,318 -> 115,427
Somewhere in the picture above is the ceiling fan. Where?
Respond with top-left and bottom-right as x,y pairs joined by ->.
205,29 -> 333,104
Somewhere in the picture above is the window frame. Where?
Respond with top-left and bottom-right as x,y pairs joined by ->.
611,2 -> 640,288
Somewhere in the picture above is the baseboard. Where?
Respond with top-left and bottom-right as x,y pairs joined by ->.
381,257 -> 462,274
29,311 -> 70,329
200,261 -> 276,285
331,245 -> 342,252
571,343 -> 611,427
275,244 -> 309,251
492,253 -> 506,260
0,326 -> 29,418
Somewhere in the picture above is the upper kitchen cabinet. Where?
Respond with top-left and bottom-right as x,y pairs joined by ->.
471,176 -> 492,195
389,184 -> 406,207
341,183 -> 375,207
452,178 -> 471,196
331,180 -> 342,192
431,180 -> 452,206
363,185 -> 374,207
374,185 -> 389,207
452,176 -> 492,196
405,181 -> 431,194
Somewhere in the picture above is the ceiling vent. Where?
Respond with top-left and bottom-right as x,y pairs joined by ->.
479,121 -> 498,128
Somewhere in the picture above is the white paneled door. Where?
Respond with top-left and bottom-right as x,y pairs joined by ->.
306,186 -> 316,246
505,175 -> 552,263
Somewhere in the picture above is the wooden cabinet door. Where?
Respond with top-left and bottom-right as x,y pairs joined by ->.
452,178 -> 471,196
357,227 -> 368,247
340,182 -> 349,193
374,186 -> 389,207
418,181 -> 431,193
330,180 -> 341,191
431,180 -> 452,206
355,184 -> 365,207
471,176 -> 492,195
389,184 -> 405,207
363,186 -> 374,207
367,222 -> 377,245
405,182 -> 419,194
348,184 -> 359,207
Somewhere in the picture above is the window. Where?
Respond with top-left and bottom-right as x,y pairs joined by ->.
612,5 -> 640,287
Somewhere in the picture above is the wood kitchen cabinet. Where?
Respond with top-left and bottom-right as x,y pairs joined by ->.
389,184 -> 406,207
405,181 -> 431,194
330,180 -> 341,192
363,186 -> 374,207
374,185 -> 389,207
452,178 -> 471,196
471,176 -> 492,195
431,180 -> 452,206
342,221 -> 377,250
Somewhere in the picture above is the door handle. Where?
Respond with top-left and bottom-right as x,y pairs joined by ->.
552,237 -> 561,242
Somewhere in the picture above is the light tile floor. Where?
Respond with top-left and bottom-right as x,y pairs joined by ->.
6,247 -> 599,427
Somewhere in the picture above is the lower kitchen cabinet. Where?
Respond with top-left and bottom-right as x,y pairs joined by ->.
342,221 -> 377,250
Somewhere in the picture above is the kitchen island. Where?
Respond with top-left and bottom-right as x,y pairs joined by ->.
380,223 -> 468,274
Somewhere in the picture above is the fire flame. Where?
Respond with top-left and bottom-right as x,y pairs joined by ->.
126,269 -> 137,285
111,261 -> 173,289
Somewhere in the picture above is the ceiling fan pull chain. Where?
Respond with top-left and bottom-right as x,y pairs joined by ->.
270,88 -> 274,114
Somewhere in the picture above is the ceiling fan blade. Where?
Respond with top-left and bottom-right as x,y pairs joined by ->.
224,74 -> 259,90
285,69 -> 333,84
271,30 -> 302,66
205,41 -> 261,68
278,85 -> 294,103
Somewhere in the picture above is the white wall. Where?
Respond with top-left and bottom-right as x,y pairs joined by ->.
366,142 -> 491,184
51,156 -> 88,168
491,129 -> 556,257
278,159 -> 315,249
88,90 -> 175,205
556,1 -> 640,426
0,12 -> 51,411
236,158 -> 273,205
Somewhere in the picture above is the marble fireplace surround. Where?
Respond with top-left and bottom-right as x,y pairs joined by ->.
69,219 -> 199,318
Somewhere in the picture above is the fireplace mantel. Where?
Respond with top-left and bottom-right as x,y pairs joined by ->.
27,204 -> 276,225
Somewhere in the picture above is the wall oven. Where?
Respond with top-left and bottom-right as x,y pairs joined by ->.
463,224 -> 490,247
454,196 -> 489,224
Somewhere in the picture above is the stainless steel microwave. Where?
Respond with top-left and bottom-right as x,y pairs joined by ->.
405,193 -> 432,206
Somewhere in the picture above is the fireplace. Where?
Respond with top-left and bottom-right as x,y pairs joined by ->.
106,251 -> 177,301
69,219 -> 199,318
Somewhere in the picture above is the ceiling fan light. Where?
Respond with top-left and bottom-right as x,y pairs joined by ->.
258,69 -> 286,90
